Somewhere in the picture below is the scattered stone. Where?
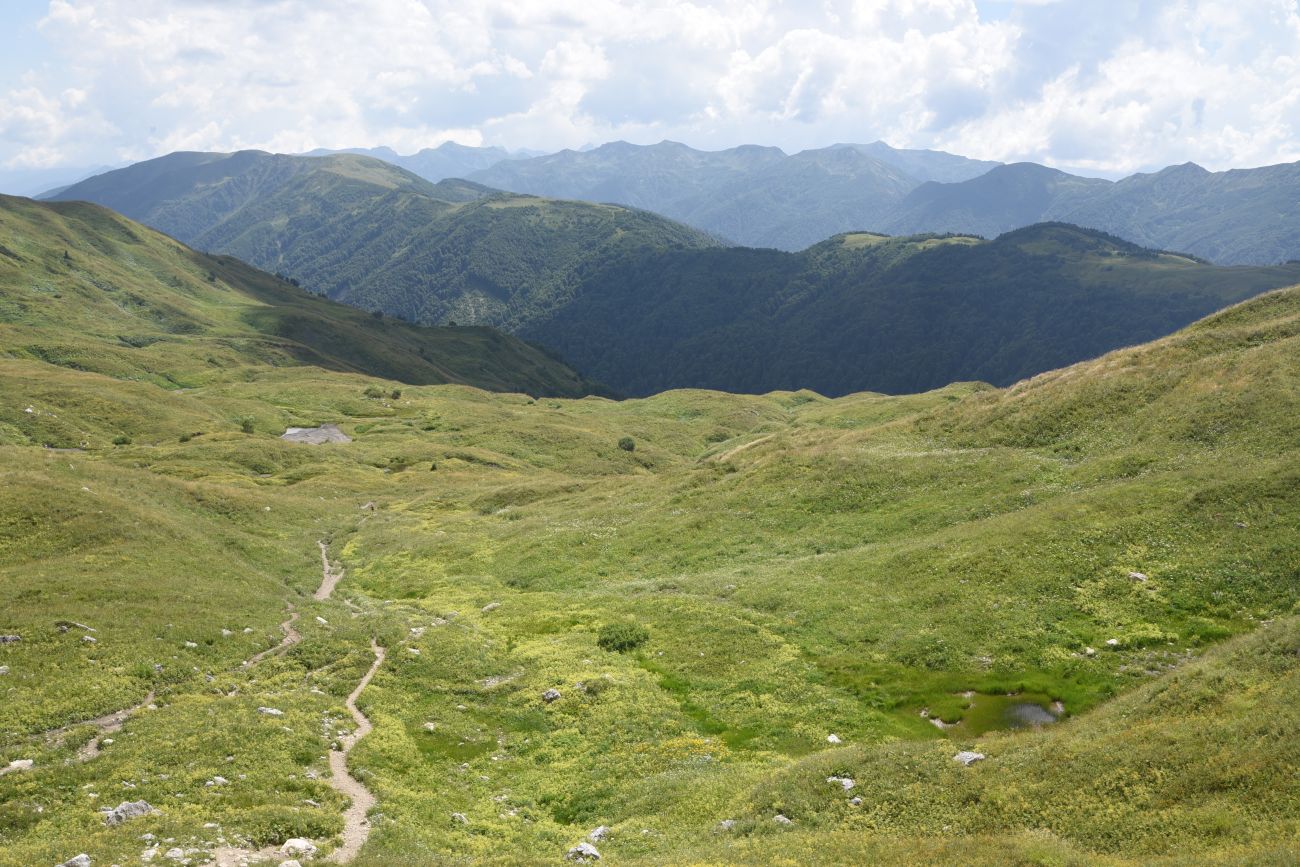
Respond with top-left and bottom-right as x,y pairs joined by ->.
280,861 -> 303,867
1085,646 -> 1097,656
257,707 -> 284,717
410,627 -> 426,638
0,665 -> 8,675
280,838 -> 317,857
103,800 -> 155,825
315,616 -> 329,625
220,628 -> 233,637
481,602 -> 501,613
542,688 -> 562,703
163,849 -> 184,862
204,776 -> 229,787
280,424 -> 351,445
451,812 -> 469,824
826,733 -> 842,744
589,825 -> 611,841
849,796 -> 863,806
0,635 -> 21,644
1,758 -> 33,775
1128,571 -> 1148,582
58,855 -> 92,867
184,641 -> 198,648
243,627 -> 254,634
360,502 -> 376,511
953,751 -> 985,766
717,819 -> 735,831
773,814 -> 794,825
826,776 -> 855,791
82,635 -> 97,643
56,620 -> 97,633
565,842 -> 601,861
1106,638 -> 1121,647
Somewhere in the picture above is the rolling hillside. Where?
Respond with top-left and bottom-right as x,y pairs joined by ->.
0,194 -> 599,403
521,223 -> 1300,396
50,150 -> 721,330
1,210 -> 1297,863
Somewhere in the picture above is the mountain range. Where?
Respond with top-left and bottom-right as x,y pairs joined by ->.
48,150 -> 1300,397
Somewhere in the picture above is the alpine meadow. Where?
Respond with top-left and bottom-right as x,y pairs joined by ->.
3,3 -> 1300,867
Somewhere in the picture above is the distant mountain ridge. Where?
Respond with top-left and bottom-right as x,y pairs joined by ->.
47,149 -> 1300,398
465,139 -> 1001,249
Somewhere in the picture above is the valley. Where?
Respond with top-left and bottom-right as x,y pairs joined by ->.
1,196 -> 1297,864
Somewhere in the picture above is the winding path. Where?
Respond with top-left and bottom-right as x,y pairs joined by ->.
327,638 -> 386,863
72,690 -> 156,762
242,608 -> 300,668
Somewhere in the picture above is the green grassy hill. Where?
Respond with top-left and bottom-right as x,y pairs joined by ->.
51,150 -> 721,330
0,194 -> 599,407
1,193 -> 1297,864
523,222 -> 1300,395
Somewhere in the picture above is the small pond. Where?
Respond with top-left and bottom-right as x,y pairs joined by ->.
921,691 -> 1065,737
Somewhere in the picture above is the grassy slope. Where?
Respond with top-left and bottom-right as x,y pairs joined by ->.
1,196 -> 1297,867
52,150 -> 721,331
0,194 -> 597,405
524,223 -> 1300,396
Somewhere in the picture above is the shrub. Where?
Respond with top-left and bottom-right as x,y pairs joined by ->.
390,389 -> 402,400
238,416 -> 255,434
618,436 -> 636,452
363,385 -> 385,398
112,434 -> 132,446
597,621 -> 650,653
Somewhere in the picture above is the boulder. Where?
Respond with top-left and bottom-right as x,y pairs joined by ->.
566,842 -> 601,861
258,706 -> 285,716
103,800 -> 155,825
953,751 -> 985,766
542,688 -> 562,703
1128,571 -> 1148,582
1106,638 -> 1121,647
773,814 -> 794,825
717,819 -> 735,831
451,812 -> 469,824
0,665 -> 8,675
2,758 -> 33,775
59,855 -> 92,867
826,733 -> 842,744
280,838 -> 317,857
0,635 -> 20,644
482,602 -> 501,613
589,825 -> 611,841
280,424 -> 351,445
826,775 -> 855,791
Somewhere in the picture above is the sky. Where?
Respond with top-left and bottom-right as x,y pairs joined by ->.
1,0 -> 1298,183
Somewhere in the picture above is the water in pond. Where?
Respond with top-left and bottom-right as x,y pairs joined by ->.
921,692 -> 1064,736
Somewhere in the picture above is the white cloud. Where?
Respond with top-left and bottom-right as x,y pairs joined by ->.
0,0 -> 1296,174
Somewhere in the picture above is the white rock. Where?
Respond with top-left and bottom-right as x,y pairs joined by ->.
164,849 -> 184,861
451,812 -> 469,824
542,688 -> 562,703
849,796 -> 863,806
2,758 -> 33,775
826,775 -> 855,790
773,814 -> 794,825
482,602 -> 501,613
279,861 -> 303,867
0,665 -> 8,675
717,819 -> 735,831
58,855 -> 92,867
1128,571 -> 1148,582
82,635 -> 97,643
1106,638 -> 1121,647
103,799 -> 155,825
243,627 -> 254,634
280,838 -> 317,856
205,776 -> 229,787
221,628 -> 233,637
184,641 -> 197,648
588,825 -> 611,841
953,751 -> 986,766
565,842 -> 601,861
1085,647 -> 1097,656
257,707 -> 284,716
315,616 -> 328,625
826,733 -> 842,744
